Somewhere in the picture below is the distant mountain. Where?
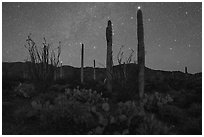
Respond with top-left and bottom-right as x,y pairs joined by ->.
2,62 -> 201,83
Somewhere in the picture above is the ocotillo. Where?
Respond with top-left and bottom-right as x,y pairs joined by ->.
106,20 -> 113,93
137,9 -> 145,99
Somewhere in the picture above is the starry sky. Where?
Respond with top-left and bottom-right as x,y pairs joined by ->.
2,2 -> 202,73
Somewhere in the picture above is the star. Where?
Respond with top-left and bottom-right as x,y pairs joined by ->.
148,18 -> 151,22
130,16 -> 134,19
185,11 -> 188,15
138,6 -> 141,9
170,47 -> 173,50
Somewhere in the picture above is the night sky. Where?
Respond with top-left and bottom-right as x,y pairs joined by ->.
2,2 -> 202,73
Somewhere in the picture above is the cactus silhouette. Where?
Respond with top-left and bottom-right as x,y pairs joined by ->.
185,66 -> 188,74
93,59 -> 96,80
81,43 -> 84,84
106,20 -> 113,93
137,9 -> 145,99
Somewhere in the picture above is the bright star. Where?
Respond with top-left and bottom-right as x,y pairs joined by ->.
148,18 -> 151,22
138,6 -> 141,9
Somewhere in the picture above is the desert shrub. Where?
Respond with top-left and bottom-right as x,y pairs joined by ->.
132,114 -> 170,135
173,90 -> 201,109
158,103 -> 202,135
94,100 -> 171,135
187,103 -> 202,118
112,80 -> 138,102
2,79 -> 20,90
142,92 -> 173,113
178,117 -> 202,135
26,88 -> 107,134
39,99 -> 97,134
148,81 -> 172,93
14,82 -> 37,98
13,87 -> 173,135
158,105 -> 185,125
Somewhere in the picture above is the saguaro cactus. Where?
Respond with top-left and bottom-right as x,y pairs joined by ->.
185,66 -> 188,74
106,20 -> 113,93
81,43 -> 84,84
137,9 -> 145,99
93,60 -> 96,80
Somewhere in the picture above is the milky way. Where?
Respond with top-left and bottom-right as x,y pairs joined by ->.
2,2 -> 202,73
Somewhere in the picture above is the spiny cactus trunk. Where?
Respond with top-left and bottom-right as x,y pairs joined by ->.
185,66 -> 188,80
93,60 -> 96,80
81,43 -> 84,84
185,66 -> 188,74
106,20 -> 113,93
137,9 -> 145,99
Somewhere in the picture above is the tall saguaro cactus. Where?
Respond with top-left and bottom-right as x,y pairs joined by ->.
106,20 -> 113,93
137,9 -> 145,99
93,60 -> 96,80
81,43 -> 84,84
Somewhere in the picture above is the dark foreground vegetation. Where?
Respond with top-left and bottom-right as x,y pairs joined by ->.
2,62 -> 202,135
